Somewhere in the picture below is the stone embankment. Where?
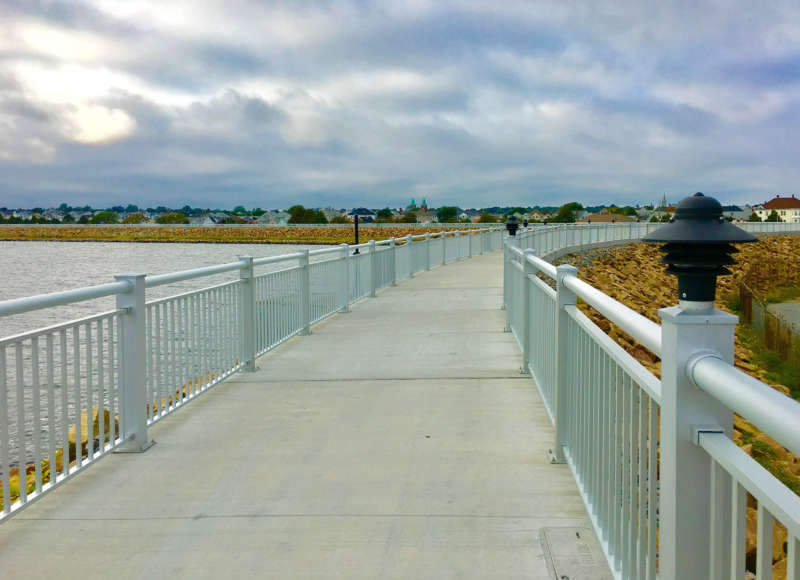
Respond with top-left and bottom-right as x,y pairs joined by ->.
554,234 -> 800,578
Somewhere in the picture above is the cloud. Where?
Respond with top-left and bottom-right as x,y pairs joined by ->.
64,104 -> 137,144
1,0 -> 800,208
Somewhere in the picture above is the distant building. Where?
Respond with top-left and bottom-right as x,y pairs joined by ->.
525,211 -> 550,222
188,216 -> 216,226
406,197 -> 428,212
348,208 -> 376,222
755,195 -> 800,222
258,211 -> 290,225
721,205 -> 752,222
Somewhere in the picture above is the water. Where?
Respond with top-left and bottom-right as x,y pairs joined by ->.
0,241 -> 324,473
0,241 -> 324,337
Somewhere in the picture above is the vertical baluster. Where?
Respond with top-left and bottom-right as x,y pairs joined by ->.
69,326 -> 81,469
217,288 -> 225,375
181,297 -> 188,394
223,287 -> 230,373
637,389 -> 648,579
189,295 -> 198,391
207,289 -> 214,383
270,274 -> 277,340
255,276 -> 262,352
192,294 -> 199,390
787,535 -> 798,580
97,319 -> 105,454
169,300 -> 177,405
611,362 -> 622,567
213,287 -> 221,379
588,337 -> 597,498
31,337 -> 43,492
195,291 -> 208,390
46,334 -> 56,485
648,400 -> 658,579
601,339 -> 612,540
221,286 -> 227,375
0,345 -> 9,513
604,337 -> 613,540
15,342 -> 27,502
109,316 -> 117,445
225,285 -> 232,372
709,459 -> 731,579
146,305 -> 153,418
154,304 -> 162,413
756,504 -> 774,579
59,330 -> 69,476
85,322 -> 94,461
229,285 -> 236,370
626,376 -> 636,575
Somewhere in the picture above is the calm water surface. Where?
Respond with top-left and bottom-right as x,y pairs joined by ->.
0,241 -> 325,337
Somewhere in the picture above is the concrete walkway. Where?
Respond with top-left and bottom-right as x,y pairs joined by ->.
0,252 -> 597,579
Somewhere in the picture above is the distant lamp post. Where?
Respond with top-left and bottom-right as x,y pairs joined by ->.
353,214 -> 360,255
505,214 -> 519,236
643,192 -> 756,308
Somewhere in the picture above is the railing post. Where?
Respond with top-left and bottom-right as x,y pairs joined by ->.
441,230 -> 447,264
406,234 -> 414,277
520,249 -> 535,373
238,256 -> 256,372
390,237 -> 397,286
468,230 -> 473,258
114,273 -> 153,453
454,229 -> 460,260
551,264 -> 577,463
369,239 -> 377,297
300,249 -> 311,335
658,305 -> 736,580
425,233 -> 431,270
339,244 -> 350,313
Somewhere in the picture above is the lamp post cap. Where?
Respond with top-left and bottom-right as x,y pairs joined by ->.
643,192 -> 756,244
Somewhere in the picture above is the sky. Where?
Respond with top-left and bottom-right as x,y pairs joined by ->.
1,1 -> 800,210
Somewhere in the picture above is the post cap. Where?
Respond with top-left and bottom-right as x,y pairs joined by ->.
643,192 -> 756,302
505,215 -> 519,236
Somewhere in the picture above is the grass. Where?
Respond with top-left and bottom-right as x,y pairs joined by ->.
764,285 -> 800,304
0,225 -> 475,245
737,324 -> 800,400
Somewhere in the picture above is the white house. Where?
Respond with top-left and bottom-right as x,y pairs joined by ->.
755,195 -> 800,222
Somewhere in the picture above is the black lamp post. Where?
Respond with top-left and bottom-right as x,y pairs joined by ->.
505,214 -> 519,236
643,192 -> 756,305
353,214 -> 360,255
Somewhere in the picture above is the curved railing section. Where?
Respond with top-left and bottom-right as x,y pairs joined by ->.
0,227 -> 503,520
504,221 -> 800,580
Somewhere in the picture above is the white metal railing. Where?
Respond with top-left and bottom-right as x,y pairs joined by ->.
505,220 -> 800,579
0,227 -> 503,519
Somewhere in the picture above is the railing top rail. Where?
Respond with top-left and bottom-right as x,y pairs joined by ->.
690,353 -> 800,458
508,244 -> 558,278
306,247 -> 341,257
145,261 -> 243,288
0,308 -> 123,346
562,274 -> 662,356
0,280 -> 133,318
568,305 -> 662,403
145,278 -> 242,307
527,253 -> 557,279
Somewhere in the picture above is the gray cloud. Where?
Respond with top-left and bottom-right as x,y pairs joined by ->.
1,0 -> 800,208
